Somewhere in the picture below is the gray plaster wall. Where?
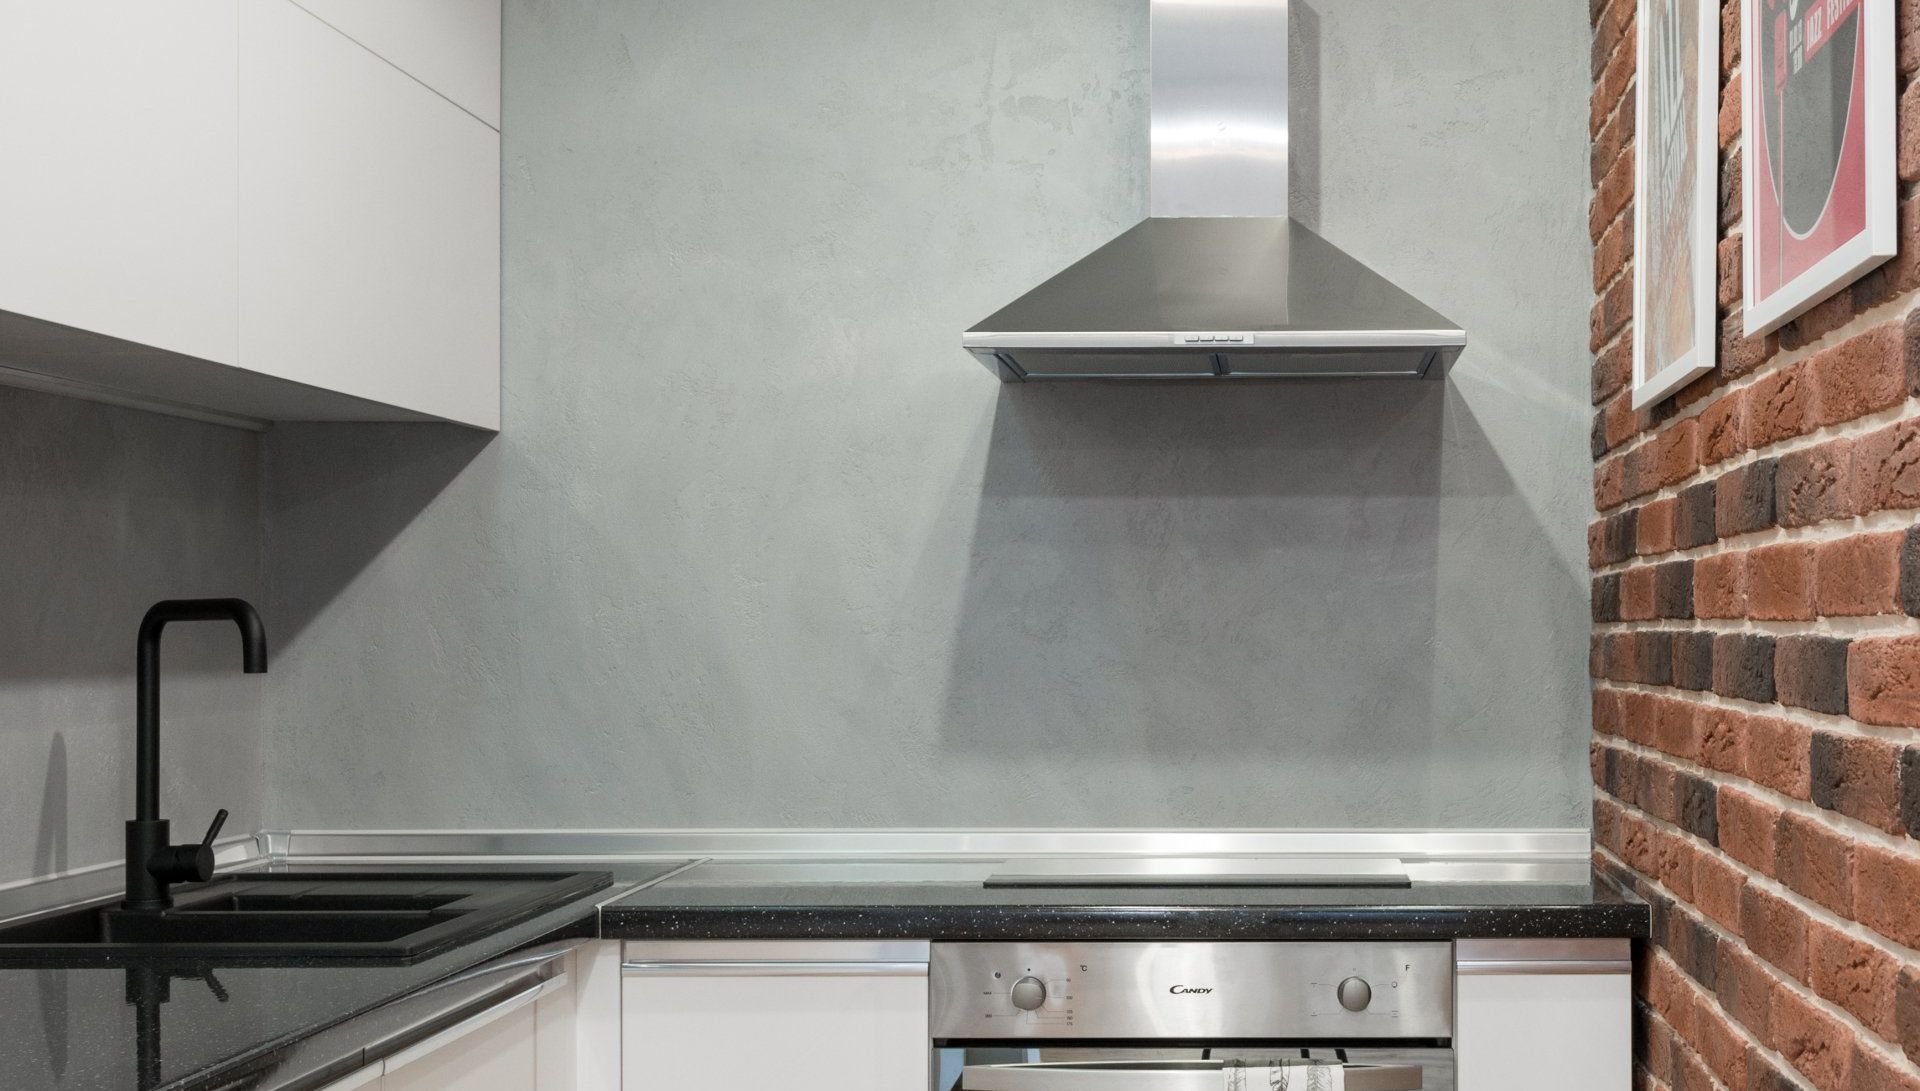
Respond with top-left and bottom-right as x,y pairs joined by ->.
261,0 -> 1596,829
0,387 -> 265,883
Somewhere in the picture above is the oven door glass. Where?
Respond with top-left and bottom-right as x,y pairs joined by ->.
937,1048 -> 1452,1091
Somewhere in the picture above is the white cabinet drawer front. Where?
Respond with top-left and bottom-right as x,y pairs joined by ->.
239,0 -> 499,429
624,971 -> 930,1091
380,994 -> 537,1091
1455,969 -> 1629,1091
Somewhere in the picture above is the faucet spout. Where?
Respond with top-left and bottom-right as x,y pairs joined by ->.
126,598 -> 267,911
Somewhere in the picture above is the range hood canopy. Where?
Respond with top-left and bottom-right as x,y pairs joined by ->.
964,0 -> 1465,382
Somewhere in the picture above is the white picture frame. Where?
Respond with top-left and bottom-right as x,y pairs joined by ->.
1633,0 -> 1721,410
1741,0 -> 1897,336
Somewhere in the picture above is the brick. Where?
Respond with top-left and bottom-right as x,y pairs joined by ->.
1593,573 -> 1622,622
1719,70 -> 1741,148
1749,1050 -> 1807,1091
1722,310 -> 1779,378
1773,981 -> 1854,1091
1654,560 -> 1694,619
1746,364 -> 1813,448
1776,441 -> 1855,527
1675,481 -> 1717,547
1718,233 -> 1742,307
1595,205 -> 1634,290
1596,337 -> 1632,403
1598,456 -> 1627,510
1697,1006 -> 1750,1090
1720,787 -> 1783,872
1776,811 -> 1854,915
1720,943 -> 1777,1041
1699,391 -> 1746,466
1854,419 -> 1920,514
1810,922 -> 1901,1040
1905,78 -> 1920,183
1637,497 -> 1677,554
1785,291 -> 1860,349
1774,636 -> 1850,715
1908,306 -> 1920,397
1713,633 -> 1775,702
1591,149 -> 1635,246
1594,688 -> 1626,737
1748,543 -> 1815,620
1903,746 -> 1920,841
1652,419 -> 1700,488
1695,552 -> 1748,618
1717,458 -> 1779,536
1810,321 -> 1906,426
1849,1044 -> 1920,1091
1742,883 -> 1808,980
1856,843 -> 1920,949
1812,732 -> 1904,833
1592,37 -> 1635,138
1596,508 -> 1639,565
1676,771 -> 1719,844
1816,532 -> 1902,615
1902,525 -> 1920,615
1673,630 -> 1715,691
1621,565 -> 1656,621
1850,637 -> 1920,727
1904,0 -> 1920,73
1693,848 -> 1747,933
1698,705 -> 1748,775
1900,965 -> 1920,1066
1653,697 -> 1705,761
1746,714 -> 1814,800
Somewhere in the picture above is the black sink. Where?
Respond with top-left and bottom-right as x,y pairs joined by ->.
0,871 -> 611,963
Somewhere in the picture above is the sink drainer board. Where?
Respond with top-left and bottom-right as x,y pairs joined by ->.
0,871 -> 611,964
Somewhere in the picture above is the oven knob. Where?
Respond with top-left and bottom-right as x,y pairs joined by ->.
1010,976 -> 1047,1011
1337,977 -> 1372,1012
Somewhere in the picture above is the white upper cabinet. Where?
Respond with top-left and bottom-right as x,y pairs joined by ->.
284,0 -> 501,128
0,0 -> 500,431
239,0 -> 500,430
0,0 -> 239,365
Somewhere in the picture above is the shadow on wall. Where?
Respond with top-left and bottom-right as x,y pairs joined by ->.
936,380 -> 1526,813
264,423 -> 493,646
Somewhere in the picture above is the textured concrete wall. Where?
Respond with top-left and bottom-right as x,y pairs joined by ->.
0,387 -> 264,882
261,0 -> 1596,829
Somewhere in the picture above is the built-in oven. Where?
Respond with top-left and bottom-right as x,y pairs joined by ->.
930,942 -> 1454,1090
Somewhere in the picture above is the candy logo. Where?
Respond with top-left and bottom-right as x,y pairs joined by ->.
1168,985 -> 1214,995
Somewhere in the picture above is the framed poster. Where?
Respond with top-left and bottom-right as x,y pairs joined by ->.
1742,0 -> 1897,335
1634,0 -> 1720,409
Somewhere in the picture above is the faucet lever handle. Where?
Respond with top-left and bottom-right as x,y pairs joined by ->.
200,808 -> 229,850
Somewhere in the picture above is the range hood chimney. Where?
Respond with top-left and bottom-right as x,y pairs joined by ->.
963,0 -> 1466,382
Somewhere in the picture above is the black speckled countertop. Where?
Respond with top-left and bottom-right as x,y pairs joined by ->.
0,857 -> 1647,1090
0,862 -> 688,1091
601,860 -> 1651,942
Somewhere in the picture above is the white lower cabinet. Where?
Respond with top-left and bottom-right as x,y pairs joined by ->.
1454,939 -> 1632,1091
621,940 -> 931,1091
317,943 -> 601,1091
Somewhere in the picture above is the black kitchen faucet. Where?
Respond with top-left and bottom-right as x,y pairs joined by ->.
123,599 -> 267,912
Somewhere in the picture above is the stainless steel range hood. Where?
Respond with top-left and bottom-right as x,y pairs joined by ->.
963,0 -> 1465,382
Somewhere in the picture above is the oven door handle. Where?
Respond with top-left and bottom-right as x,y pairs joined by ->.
960,1062 -> 1426,1090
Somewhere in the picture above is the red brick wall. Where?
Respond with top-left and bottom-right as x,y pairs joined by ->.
1590,2 -> 1920,1090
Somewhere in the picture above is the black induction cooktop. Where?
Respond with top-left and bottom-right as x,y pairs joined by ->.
0,871 -> 612,964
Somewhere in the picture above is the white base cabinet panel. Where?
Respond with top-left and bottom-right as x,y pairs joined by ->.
1454,940 -> 1631,1091
622,940 -> 931,1091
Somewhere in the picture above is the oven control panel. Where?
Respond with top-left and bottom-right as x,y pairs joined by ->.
929,942 -> 1453,1042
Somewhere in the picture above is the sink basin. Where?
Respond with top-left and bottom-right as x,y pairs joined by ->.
0,872 -> 611,963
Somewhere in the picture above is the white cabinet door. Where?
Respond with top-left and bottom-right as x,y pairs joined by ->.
379,981 -> 543,1091
0,0 -> 237,364
622,941 -> 931,1091
238,0 -> 500,429
1454,940 -> 1631,1091
282,0 -> 500,127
